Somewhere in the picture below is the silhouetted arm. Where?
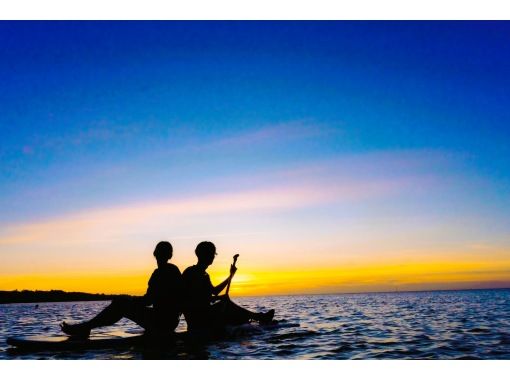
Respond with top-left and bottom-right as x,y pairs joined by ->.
211,264 -> 237,295
212,277 -> 231,296
141,271 -> 157,306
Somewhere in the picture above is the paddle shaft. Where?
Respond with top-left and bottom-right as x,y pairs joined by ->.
225,254 -> 239,296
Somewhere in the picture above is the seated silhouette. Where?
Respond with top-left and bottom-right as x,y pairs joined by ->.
182,241 -> 274,334
61,241 -> 182,338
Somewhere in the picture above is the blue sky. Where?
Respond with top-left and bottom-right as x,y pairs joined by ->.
1,22 -> 509,294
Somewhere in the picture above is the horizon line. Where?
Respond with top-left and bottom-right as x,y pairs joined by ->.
2,286 -> 509,301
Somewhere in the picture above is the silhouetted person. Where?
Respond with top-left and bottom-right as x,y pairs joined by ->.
182,241 -> 274,334
61,241 -> 182,338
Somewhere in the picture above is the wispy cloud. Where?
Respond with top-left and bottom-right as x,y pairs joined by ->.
21,145 -> 34,155
0,148 -> 451,248
43,121 -> 142,148
0,177 -> 405,247
12,120 -> 143,157
177,120 -> 340,154
206,120 -> 338,149
1,146 -> 477,291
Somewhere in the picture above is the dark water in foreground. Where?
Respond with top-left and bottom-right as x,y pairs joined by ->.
1,289 -> 510,359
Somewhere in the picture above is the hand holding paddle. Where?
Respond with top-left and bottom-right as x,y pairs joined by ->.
225,254 -> 239,296
230,254 -> 239,275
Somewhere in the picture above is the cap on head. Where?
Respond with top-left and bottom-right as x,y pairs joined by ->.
153,241 -> 173,262
195,241 -> 216,260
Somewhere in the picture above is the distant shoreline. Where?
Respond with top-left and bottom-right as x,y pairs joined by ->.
1,287 -> 509,304
0,290 -> 130,304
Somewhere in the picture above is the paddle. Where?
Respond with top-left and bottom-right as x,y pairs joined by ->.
225,254 -> 239,297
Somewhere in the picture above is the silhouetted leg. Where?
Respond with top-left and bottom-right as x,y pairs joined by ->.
62,298 -> 153,337
221,298 -> 253,324
87,298 -> 152,328
212,298 -> 274,325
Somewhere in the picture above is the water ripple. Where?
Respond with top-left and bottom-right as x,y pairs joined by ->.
1,289 -> 510,359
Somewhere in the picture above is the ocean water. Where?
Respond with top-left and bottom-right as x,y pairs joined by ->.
1,289 -> 510,359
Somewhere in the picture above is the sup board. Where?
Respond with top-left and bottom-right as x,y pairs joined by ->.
6,334 -> 160,351
6,320 -> 299,352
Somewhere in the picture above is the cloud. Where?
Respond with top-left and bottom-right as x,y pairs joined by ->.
0,146 -> 468,288
0,148 -> 452,249
0,178 -> 399,247
2,146 -> 507,295
186,120 -> 339,152
18,120 -> 143,155
21,145 -> 34,155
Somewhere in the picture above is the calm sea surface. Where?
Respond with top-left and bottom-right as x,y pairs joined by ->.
1,289 -> 510,359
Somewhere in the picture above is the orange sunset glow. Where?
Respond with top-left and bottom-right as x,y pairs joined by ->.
1,22 -> 510,298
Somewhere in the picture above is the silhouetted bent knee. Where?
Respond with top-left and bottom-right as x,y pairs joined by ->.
182,241 -> 274,332
60,241 -> 183,336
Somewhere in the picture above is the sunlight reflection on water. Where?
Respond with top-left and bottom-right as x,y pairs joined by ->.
1,289 -> 509,359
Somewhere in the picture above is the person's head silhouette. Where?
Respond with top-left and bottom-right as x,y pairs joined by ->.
195,241 -> 216,268
153,241 -> 173,268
